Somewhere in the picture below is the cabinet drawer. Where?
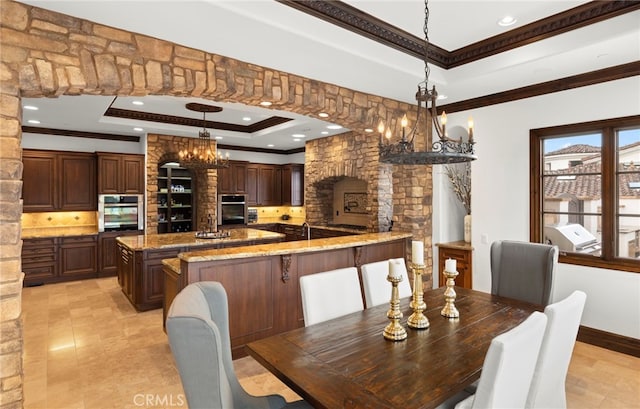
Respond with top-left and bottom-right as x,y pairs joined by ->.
440,247 -> 471,263
145,249 -> 181,261
23,237 -> 57,248
23,252 -> 57,264
61,235 -> 97,245
23,263 -> 57,280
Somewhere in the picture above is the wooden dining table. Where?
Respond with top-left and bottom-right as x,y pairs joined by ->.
246,287 -> 540,409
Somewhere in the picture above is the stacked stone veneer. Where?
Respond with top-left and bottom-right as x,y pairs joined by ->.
0,2 -> 433,406
145,133 -> 218,233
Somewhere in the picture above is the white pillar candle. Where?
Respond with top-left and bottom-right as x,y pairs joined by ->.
388,259 -> 402,278
445,258 -> 457,272
412,240 -> 424,265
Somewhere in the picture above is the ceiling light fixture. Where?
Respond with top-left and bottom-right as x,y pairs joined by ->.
178,103 -> 229,169
23,105 -> 38,110
378,0 -> 476,165
498,16 -> 517,27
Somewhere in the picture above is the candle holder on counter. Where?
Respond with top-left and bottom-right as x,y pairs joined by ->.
407,263 -> 430,329
440,266 -> 460,319
383,274 -> 407,341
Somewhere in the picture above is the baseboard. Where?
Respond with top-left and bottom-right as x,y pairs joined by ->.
578,325 -> 640,358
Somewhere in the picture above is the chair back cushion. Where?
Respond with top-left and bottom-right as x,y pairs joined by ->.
361,259 -> 412,308
526,290 -> 587,409
299,267 -> 364,326
471,311 -> 548,409
166,283 -> 234,409
490,240 -> 558,306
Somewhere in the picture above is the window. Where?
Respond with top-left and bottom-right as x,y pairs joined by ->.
530,115 -> 640,273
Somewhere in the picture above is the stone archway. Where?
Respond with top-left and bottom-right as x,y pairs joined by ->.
0,2 -> 433,406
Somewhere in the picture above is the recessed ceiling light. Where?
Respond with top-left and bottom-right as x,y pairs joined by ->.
215,136 -> 223,140
133,127 -> 144,132
293,138 -> 301,142
242,116 -> 251,121
132,100 -> 144,106
318,112 -> 329,118
327,125 -> 342,130
27,119 -> 40,124
267,144 -> 275,147
498,16 -> 517,27
364,128 -> 373,133
292,133 -> 305,138
321,131 -> 329,135
437,94 -> 448,101
23,105 -> 38,111
260,101 -> 272,107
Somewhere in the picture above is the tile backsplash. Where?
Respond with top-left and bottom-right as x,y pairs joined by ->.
22,211 -> 97,228
250,206 -> 305,220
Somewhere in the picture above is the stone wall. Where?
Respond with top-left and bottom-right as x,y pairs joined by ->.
145,133 -> 218,233
0,2 -> 433,406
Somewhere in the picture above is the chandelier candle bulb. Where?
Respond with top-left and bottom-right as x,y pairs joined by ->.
445,258 -> 457,273
412,240 -> 424,265
468,117 -> 474,140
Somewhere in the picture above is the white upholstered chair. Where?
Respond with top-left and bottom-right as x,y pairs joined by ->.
166,282 -> 312,409
299,267 -> 364,326
490,240 -> 558,306
361,258 -> 412,308
453,311 -> 548,409
526,290 -> 587,409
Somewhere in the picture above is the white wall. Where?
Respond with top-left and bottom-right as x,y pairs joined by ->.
433,76 -> 640,339
22,132 -> 146,154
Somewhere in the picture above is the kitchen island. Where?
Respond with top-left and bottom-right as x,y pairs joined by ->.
162,231 -> 411,357
116,228 -> 284,311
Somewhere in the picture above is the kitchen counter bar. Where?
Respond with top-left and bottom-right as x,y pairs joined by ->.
115,228 -> 284,251
116,228 -> 285,311
178,231 -> 409,262
163,231 -> 411,358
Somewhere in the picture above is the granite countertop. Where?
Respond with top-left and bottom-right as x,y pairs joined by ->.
116,228 -> 285,251
248,219 -> 368,234
178,231 -> 411,263
22,226 -> 99,239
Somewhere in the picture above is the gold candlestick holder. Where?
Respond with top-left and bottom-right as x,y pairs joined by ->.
440,268 -> 460,318
407,263 -> 430,329
383,275 -> 407,341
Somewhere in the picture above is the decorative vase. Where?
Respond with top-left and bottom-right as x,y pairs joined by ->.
464,214 -> 471,243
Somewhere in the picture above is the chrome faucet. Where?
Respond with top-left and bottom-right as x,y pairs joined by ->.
301,221 -> 310,240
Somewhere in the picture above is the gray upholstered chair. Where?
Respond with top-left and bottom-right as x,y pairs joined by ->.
166,281 -> 312,409
490,240 -> 558,306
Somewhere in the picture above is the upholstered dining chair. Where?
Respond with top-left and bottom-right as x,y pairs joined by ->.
452,311 -> 548,409
299,267 -> 364,326
490,240 -> 559,306
361,258 -> 413,308
166,282 -> 312,409
526,290 -> 587,409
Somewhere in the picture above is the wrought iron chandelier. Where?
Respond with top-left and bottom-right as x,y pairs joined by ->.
378,0 -> 476,165
179,104 -> 230,170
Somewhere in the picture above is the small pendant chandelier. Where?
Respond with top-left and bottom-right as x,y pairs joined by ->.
179,103 -> 230,170
378,0 -> 477,165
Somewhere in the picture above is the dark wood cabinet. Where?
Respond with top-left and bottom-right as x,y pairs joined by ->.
437,241 -> 473,289
22,150 -> 96,212
59,235 -> 98,279
282,164 -> 304,206
98,230 -> 142,277
23,235 -> 98,286
217,161 -> 248,194
97,152 -> 145,194
22,237 -> 58,285
247,164 -> 282,206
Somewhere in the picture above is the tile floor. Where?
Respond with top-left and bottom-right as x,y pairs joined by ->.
22,277 -> 639,408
